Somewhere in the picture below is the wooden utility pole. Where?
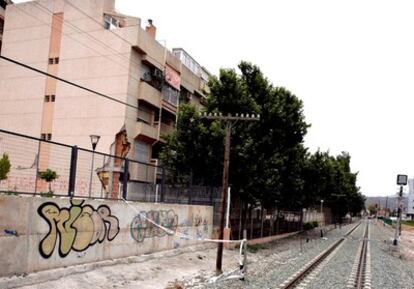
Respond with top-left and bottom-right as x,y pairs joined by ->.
200,112 -> 259,274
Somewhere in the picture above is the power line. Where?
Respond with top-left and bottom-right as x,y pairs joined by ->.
34,1 -> 164,73
63,0 -> 168,69
0,55 -> 139,110
11,2 -> 142,85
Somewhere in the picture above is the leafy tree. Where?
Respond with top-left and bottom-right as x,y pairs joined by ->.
302,150 -> 365,219
160,60 -> 365,219
161,62 -> 309,210
367,204 -> 378,216
38,169 -> 59,194
0,153 -> 11,185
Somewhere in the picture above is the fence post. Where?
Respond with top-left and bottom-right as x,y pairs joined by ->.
160,167 -> 165,202
68,146 -> 78,197
122,159 -> 129,200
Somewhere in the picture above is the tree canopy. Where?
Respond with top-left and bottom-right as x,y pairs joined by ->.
160,61 -> 365,217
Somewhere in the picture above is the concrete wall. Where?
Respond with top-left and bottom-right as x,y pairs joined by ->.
0,194 -> 213,277
303,209 -> 325,225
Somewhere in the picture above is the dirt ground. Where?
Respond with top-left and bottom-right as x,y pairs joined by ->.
0,231 -> 310,289
0,243 -> 243,289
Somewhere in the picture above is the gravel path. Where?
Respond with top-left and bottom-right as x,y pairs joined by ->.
199,220 -> 414,289
199,223 -> 357,289
369,221 -> 414,289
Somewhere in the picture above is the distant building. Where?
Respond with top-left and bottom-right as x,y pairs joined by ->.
0,0 -> 13,53
0,0 -> 211,197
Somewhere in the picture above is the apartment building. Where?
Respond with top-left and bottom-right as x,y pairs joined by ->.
0,0 -> 210,196
0,0 -> 13,53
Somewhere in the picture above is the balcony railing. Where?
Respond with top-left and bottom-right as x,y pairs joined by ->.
162,86 -> 179,107
154,121 -> 175,138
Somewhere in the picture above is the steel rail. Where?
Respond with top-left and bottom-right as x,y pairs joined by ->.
278,222 -> 361,289
355,223 -> 369,289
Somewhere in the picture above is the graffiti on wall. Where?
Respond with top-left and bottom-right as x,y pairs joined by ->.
130,210 -> 178,242
38,199 -> 120,258
193,215 -> 209,240
130,210 -> 209,243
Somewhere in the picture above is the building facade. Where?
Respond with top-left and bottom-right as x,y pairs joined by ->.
0,0 -> 210,196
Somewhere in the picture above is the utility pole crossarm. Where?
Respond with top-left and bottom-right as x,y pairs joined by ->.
199,112 -> 260,122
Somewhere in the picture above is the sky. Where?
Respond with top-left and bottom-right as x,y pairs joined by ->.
14,0 -> 414,197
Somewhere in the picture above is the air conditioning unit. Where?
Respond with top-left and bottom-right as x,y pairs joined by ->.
142,72 -> 152,82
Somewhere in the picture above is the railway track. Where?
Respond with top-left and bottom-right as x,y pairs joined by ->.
347,221 -> 371,289
276,222 -> 362,289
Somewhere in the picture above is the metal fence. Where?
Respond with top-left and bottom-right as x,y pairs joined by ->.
0,128 -> 223,210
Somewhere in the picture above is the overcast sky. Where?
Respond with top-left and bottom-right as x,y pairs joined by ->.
14,0 -> 414,197
116,0 -> 414,197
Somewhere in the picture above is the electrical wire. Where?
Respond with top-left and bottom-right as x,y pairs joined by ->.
10,2 -> 143,86
62,0 -> 168,69
0,55 -> 139,110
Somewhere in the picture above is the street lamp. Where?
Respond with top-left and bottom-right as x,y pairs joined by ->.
320,200 -> 324,226
88,135 -> 100,197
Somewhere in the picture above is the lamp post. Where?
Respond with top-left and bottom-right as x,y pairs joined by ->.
88,135 -> 100,197
320,199 -> 324,226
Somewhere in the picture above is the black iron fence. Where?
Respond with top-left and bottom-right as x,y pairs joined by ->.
0,128 -> 328,238
0,129 -> 224,208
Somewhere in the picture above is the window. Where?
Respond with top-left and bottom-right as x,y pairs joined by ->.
41,133 -> 52,140
44,95 -> 50,102
48,58 -> 59,65
137,103 -> 153,124
134,140 -> 150,163
104,14 -> 120,30
51,95 -> 55,102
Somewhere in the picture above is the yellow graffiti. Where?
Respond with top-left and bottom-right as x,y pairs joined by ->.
38,200 -> 120,258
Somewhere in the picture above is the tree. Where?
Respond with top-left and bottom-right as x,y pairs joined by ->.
161,62 -> 309,210
0,153 -> 11,185
160,61 -> 365,218
368,204 -> 378,216
38,169 -> 59,193
302,150 -> 365,219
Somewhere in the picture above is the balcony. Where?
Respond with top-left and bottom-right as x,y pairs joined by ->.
136,121 -> 158,141
161,85 -> 179,114
129,161 -> 156,183
154,121 -> 174,140
139,81 -> 161,108
134,28 -> 165,71
160,122 -> 175,136
181,65 -> 201,92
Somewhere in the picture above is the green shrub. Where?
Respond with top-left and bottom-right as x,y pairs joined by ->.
312,221 -> 319,228
0,153 -> 11,184
40,191 -> 54,198
38,169 -> 59,193
303,222 -> 314,230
